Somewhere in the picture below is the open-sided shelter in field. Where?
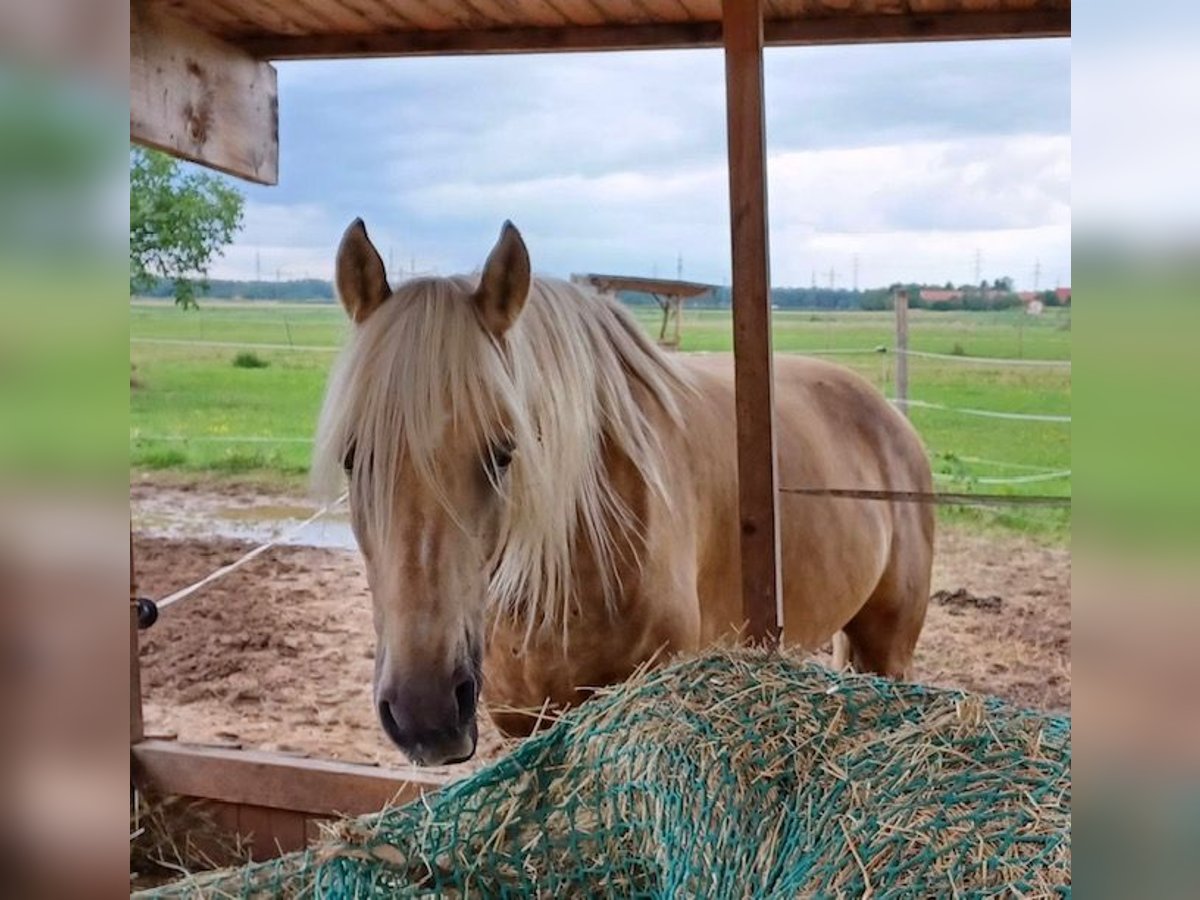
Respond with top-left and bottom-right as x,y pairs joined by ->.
574,274 -> 714,349
130,0 -> 1071,862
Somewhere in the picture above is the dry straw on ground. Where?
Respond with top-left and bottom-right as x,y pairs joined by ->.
138,648 -> 1071,898
130,787 -> 252,892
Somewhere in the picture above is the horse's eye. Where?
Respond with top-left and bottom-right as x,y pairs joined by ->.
486,439 -> 515,479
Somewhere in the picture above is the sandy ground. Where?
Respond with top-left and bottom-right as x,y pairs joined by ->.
133,482 -> 1069,778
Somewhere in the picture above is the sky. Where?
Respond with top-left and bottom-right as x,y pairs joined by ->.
210,37 -> 1071,291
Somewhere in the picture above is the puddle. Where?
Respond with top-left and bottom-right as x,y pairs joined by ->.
131,485 -> 358,550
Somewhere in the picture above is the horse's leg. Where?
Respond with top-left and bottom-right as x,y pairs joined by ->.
841,524 -> 933,680
831,631 -> 852,672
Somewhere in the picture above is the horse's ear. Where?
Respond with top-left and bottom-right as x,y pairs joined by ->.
336,218 -> 391,324
474,221 -> 530,339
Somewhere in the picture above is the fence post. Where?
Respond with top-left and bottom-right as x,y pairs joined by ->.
131,532 -> 144,744
894,288 -> 909,417
723,0 -> 782,646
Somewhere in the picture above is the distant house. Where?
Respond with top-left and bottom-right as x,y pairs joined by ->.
1055,287 -> 1072,305
919,289 -> 963,304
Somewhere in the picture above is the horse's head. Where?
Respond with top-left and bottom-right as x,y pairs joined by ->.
323,218 -> 531,765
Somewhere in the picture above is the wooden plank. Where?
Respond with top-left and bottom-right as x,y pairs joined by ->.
544,0 -> 610,27
767,8 -> 1073,46
130,534 -> 144,744
305,816 -> 325,845
180,800 -> 248,867
234,8 -> 1068,59
132,740 -> 446,818
131,1 -> 279,184
723,0 -> 782,645
236,804 -> 275,860
238,20 -> 723,58
268,807 -> 309,854
233,804 -> 308,858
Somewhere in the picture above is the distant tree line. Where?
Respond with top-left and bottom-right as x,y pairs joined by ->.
135,275 -> 1064,312
621,277 -> 1048,312
137,276 -> 336,302
621,286 -> 871,311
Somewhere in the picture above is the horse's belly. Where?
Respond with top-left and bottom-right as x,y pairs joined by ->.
682,354 -> 926,649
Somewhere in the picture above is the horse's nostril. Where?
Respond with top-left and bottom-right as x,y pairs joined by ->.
378,700 -> 405,746
453,676 -> 477,725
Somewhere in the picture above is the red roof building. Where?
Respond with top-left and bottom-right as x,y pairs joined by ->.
918,289 -> 963,303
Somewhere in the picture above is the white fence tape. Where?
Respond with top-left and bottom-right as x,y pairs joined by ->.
895,398 -> 1070,423
132,434 -> 315,444
786,347 -> 887,356
131,337 -> 341,352
942,454 -> 1067,472
155,492 -> 348,612
933,469 -> 1071,486
893,348 -> 1071,368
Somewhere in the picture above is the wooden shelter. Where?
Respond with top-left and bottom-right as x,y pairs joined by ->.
576,273 -> 713,349
130,0 -> 1070,862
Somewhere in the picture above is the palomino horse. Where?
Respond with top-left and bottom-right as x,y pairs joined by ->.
315,220 -> 934,766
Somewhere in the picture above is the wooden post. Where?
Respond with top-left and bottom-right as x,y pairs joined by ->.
723,0 -> 782,645
130,533 -> 144,744
655,293 -> 670,341
130,1 -> 279,184
894,288 -> 909,416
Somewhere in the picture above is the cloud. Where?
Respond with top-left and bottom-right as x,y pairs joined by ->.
213,39 -> 1071,288
769,135 -> 1070,234
210,201 -> 341,280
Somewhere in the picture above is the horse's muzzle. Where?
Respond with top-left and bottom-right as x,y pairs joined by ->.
376,664 -> 480,766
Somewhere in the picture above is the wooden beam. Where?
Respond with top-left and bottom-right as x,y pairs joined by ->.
240,21 -> 723,59
723,0 -> 782,646
132,740 -> 445,818
131,1 -> 279,184
767,8 -> 1071,46
235,9 -> 1069,60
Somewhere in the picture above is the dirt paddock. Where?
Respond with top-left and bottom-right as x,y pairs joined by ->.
134,482 -> 1069,779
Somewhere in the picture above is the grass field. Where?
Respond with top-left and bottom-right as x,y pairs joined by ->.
130,300 -> 1071,538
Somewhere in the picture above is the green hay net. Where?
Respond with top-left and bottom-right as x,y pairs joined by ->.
139,649 -> 1071,898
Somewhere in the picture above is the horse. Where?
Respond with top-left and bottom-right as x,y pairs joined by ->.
314,219 -> 934,766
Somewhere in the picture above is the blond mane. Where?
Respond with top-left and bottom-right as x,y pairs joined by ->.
314,275 -> 690,640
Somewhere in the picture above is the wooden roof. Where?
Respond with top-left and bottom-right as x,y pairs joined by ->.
577,273 -> 714,299
131,0 -> 1069,183
152,0 -> 1070,59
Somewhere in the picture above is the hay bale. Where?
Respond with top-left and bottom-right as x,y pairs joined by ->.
138,649 -> 1070,898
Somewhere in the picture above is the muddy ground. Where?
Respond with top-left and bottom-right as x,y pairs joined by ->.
133,481 -> 1069,778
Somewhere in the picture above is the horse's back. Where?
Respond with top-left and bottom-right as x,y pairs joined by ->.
674,353 -> 933,654
678,352 -> 930,491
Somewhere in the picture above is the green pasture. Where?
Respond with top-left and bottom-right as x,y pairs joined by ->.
130,300 -> 1071,538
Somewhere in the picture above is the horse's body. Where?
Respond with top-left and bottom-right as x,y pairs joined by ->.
317,220 -> 933,764
484,352 -> 933,735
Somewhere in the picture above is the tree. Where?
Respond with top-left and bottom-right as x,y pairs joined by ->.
130,147 -> 244,308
